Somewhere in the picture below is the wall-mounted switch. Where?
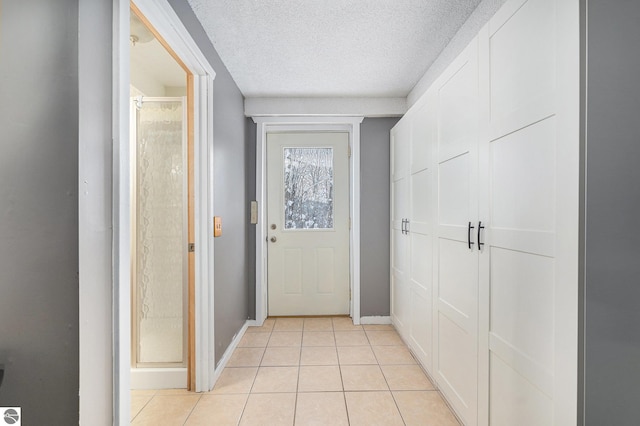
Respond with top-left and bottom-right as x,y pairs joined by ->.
250,201 -> 258,224
214,216 -> 222,237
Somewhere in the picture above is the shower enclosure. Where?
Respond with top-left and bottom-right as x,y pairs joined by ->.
130,97 -> 188,389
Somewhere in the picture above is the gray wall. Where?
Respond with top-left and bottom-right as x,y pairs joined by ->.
360,118 -> 399,316
0,0 -> 79,424
584,0 -> 640,423
246,119 -> 257,319
168,0 -> 251,364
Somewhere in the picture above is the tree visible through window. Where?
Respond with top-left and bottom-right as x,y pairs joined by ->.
284,147 -> 334,229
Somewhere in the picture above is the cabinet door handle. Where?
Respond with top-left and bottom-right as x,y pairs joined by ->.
478,221 -> 485,249
401,219 -> 405,234
405,219 -> 410,235
468,221 -> 475,249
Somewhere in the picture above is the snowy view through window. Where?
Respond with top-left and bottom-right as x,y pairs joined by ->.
284,147 -> 334,229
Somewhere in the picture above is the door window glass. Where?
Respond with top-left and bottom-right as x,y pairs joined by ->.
283,147 -> 334,229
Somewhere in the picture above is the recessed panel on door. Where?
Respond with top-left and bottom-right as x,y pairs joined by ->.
491,117 -> 556,233
490,353 -> 553,426
438,156 -> 471,227
438,313 -> 477,419
411,169 -> 432,230
489,0 -> 556,138
438,238 -> 477,320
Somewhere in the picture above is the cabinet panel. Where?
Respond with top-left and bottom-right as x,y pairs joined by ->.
392,178 -> 409,225
438,43 -> 479,163
489,0 -> 556,139
491,117 -> 556,233
490,247 -> 554,370
392,120 -> 411,182
392,261 -> 410,331
411,169 -> 432,228
438,155 -> 471,227
438,238 -> 477,322
411,100 -> 433,173
438,313 -> 478,425
490,353 -> 553,426
409,285 -> 432,369
410,233 -> 432,292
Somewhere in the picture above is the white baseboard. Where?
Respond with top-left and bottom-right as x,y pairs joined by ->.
360,316 -> 392,325
209,321 -> 250,389
130,368 -> 187,390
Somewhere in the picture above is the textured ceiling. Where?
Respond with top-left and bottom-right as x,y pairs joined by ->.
187,0 -> 483,98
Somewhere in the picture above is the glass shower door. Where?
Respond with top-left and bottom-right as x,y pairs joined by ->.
131,97 -> 187,367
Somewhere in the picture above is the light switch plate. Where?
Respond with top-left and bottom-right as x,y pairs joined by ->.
250,201 -> 258,224
214,216 -> 222,237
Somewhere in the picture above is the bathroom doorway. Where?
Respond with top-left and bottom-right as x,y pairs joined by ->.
129,5 -> 193,390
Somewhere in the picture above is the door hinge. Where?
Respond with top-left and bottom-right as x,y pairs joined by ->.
188,243 -> 195,252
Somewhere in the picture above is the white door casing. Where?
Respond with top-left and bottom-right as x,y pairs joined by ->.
254,117 -> 364,324
266,132 -> 351,316
107,0 -> 216,424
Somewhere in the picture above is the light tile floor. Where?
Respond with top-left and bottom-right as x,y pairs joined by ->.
131,317 -> 460,425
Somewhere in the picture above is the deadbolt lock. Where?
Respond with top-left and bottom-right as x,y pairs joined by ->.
271,224 -> 277,230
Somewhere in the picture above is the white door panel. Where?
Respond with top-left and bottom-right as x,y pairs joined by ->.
390,120 -> 411,334
488,0 -> 556,140
438,155 -> 472,227
479,0 -> 577,424
410,100 -> 433,173
438,238 -> 478,322
491,117 -> 556,232
267,132 -> 350,316
437,313 -> 478,424
489,353 -> 553,426
434,35 -> 480,426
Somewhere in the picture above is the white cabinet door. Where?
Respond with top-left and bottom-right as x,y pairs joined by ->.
478,0 -> 579,424
391,120 -> 411,333
407,97 -> 436,374
434,37 -> 480,426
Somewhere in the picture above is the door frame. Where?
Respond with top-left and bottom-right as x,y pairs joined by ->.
253,116 -> 364,324
112,0 -> 216,422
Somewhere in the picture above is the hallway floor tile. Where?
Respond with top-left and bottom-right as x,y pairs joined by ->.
130,316 -> 460,425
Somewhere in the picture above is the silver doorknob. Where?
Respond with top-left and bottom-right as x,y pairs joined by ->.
270,236 -> 277,243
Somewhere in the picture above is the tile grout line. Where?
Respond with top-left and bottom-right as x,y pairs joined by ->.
238,327 -> 272,424
130,390 -> 156,423
292,328 -> 304,426
181,392 -> 204,426
373,327 -> 409,426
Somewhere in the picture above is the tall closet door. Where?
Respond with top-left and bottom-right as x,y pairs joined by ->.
391,120 -> 410,333
478,0 -> 579,424
407,98 -> 435,373
434,37 -> 481,426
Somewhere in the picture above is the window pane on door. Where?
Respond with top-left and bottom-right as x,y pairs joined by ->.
284,147 -> 334,229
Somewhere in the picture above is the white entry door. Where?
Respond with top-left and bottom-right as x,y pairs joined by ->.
266,132 -> 350,316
